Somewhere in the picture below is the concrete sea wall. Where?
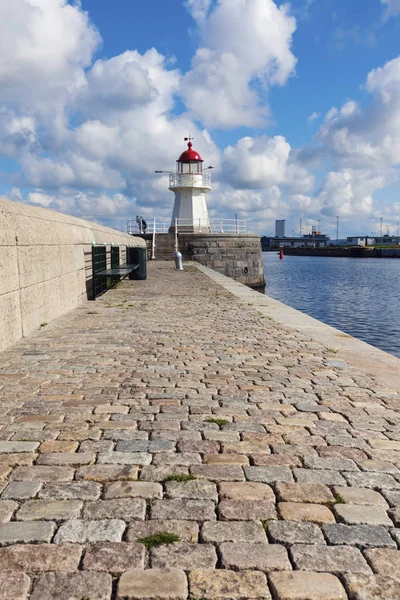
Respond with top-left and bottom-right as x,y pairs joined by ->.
180,233 -> 266,290
0,197 -> 144,352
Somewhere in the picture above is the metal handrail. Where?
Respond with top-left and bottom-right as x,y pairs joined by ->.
169,172 -> 211,189
126,217 -> 247,235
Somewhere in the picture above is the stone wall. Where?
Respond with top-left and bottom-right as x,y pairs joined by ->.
179,233 -> 265,290
0,197 -> 144,351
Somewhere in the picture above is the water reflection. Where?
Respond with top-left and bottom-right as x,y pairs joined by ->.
263,253 -> 400,359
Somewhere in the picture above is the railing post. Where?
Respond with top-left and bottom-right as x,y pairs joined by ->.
151,218 -> 156,260
235,214 -> 238,234
220,218 -> 223,233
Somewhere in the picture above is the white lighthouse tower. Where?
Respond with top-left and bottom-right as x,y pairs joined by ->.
169,138 -> 212,233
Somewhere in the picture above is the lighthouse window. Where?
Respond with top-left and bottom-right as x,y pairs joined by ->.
178,161 -> 202,174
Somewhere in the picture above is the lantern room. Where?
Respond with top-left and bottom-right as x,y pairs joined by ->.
177,141 -> 203,174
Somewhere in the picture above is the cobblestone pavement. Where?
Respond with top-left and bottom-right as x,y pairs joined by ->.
1,262 -> 400,599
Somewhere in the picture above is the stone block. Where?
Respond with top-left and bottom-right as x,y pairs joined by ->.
84,496 -> 147,520
0,521 -> 55,546
333,486 -> 388,507
0,573 -> 30,600
36,452 -> 94,465
117,440 -> 175,453
0,543 -> 82,571
268,521 -> 326,545
304,456 -> 359,471
97,451 -> 151,465
343,574 -> 400,600
0,500 -> 18,522
127,520 -> 198,543
279,502 -> 335,524
218,482 -> 275,502
39,441 -> 78,453
30,572 -> 112,600
290,543 -> 371,574
244,466 -> 293,484
54,519 -> 125,543
83,542 -> 145,573
38,481 -> 101,500
151,542 -> 217,569
190,464 -> 245,481
2,482 -> 41,500
117,568 -> 187,600
343,472 -> 400,490
0,441 -> 38,453
104,481 -> 163,499
364,548 -> 400,576
16,499 -> 82,521
203,453 -> 249,465
139,466 -> 188,481
10,466 -> 74,482
218,500 -> 276,521
334,504 -> 392,526
322,524 -> 396,548
275,483 -> 334,504
201,521 -> 267,544
76,465 -> 139,482
269,571 -> 347,600
220,542 -> 291,572
189,569 -> 270,599
151,499 -> 216,521
164,480 -> 217,501
293,469 -> 346,485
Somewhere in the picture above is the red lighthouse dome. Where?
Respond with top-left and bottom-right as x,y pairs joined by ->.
178,140 -> 203,163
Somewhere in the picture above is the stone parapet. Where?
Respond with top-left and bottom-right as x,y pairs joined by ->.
0,197 -> 144,351
179,233 -> 265,290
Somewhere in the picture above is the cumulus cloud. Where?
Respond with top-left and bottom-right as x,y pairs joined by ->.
0,0 -> 99,116
221,135 -> 315,195
382,0 -> 400,18
308,112 -> 320,124
182,0 -> 297,128
1,0 -> 400,236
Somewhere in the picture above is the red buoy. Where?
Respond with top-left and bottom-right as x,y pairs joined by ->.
279,249 -> 284,260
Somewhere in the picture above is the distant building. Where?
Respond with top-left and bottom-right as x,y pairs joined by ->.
275,220 -> 285,237
262,232 -> 330,250
346,237 -> 368,246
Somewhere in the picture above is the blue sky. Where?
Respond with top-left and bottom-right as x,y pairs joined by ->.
1,0 -> 400,238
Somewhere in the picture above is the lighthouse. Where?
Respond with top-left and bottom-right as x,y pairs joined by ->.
168,138 -> 212,233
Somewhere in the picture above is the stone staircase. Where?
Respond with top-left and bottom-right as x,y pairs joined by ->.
150,233 -> 176,261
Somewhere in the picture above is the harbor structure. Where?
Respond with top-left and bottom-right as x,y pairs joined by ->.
128,138 -> 266,290
168,138 -> 212,233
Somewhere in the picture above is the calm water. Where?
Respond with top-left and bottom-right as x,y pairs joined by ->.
263,252 -> 400,359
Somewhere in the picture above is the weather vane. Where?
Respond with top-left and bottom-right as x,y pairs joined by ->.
184,136 -> 194,142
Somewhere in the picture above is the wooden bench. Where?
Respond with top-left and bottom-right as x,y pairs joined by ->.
96,264 -> 139,280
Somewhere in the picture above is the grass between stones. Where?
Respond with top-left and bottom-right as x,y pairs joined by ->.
163,473 -> 196,482
136,532 -> 180,549
205,417 -> 229,428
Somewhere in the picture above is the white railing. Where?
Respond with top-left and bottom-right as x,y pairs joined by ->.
126,217 -> 247,235
169,172 -> 211,189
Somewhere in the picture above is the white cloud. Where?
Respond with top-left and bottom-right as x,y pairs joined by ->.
182,0 -> 297,128
318,169 -> 384,218
221,135 -> 315,195
382,0 -> 400,18
0,0 -> 99,116
316,57 -> 400,172
222,136 -> 290,189
308,112 -> 320,124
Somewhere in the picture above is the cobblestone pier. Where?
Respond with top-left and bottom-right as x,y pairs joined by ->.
1,261 -> 400,599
